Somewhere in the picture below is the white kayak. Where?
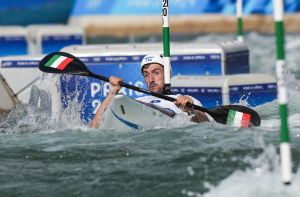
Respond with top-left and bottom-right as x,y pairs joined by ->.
99,94 -> 176,131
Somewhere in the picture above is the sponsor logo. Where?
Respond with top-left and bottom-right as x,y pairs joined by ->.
150,100 -> 161,103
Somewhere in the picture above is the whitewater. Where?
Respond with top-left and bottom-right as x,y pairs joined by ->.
0,33 -> 300,197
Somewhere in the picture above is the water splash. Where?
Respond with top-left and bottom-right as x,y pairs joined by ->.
0,73 -> 90,134
200,146 -> 300,197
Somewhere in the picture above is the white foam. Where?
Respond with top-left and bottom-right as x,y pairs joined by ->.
200,146 -> 300,197
201,169 -> 300,197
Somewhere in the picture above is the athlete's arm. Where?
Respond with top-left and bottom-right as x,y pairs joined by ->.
174,95 -> 209,123
91,76 -> 123,128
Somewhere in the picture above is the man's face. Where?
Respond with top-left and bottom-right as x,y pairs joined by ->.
142,63 -> 164,93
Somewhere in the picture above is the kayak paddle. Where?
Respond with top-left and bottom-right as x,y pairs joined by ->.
39,52 -> 261,127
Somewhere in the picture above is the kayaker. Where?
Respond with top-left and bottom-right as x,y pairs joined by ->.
91,54 -> 210,128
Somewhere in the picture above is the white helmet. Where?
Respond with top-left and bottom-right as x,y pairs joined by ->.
140,54 -> 164,72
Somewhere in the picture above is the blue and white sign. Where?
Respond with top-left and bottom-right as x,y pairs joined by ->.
229,83 -> 277,107
71,0 -> 212,16
71,0 -> 300,16
172,87 -> 223,108
41,35 -> 84,54
1,60 -> 39,68
0,36 -> 28,56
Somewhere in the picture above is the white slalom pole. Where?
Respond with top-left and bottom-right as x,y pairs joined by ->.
236,0 -> 244,41
274,0 -> 293,185
162,0 -> 171,94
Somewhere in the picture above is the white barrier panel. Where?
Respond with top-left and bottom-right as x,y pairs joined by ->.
0,55 -> 62,118
0,55 -> 42,104
27,25 -> 86,55
0,73 -> 18,112
171,74 -> 277,107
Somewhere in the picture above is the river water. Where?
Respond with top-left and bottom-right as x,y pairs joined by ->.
1,33 -> 300,197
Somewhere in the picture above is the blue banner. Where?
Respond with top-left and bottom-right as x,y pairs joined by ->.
41,35 -> 84,54
72,0 -> 209,15
171,87 -> 223,108
0,0 -> 55,9
0,36 -> 28,56
229,83 -> 277,107
173,83 -> 277,108
1,60 -> 39,68
71,0 -> 300,16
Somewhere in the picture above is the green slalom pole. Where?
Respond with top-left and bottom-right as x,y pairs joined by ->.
162,0 -> 171,94
274,0 -> 292,185
236,0 -> 244,41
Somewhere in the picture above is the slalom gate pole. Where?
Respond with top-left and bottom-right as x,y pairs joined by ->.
236,0 -> 244,41
274,0 -> 292,185
162,0 -> 171,94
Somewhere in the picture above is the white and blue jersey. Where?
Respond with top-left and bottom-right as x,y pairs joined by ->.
135,94 -> 203,115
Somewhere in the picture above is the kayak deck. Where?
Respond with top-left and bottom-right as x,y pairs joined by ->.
99,94 -> 174,131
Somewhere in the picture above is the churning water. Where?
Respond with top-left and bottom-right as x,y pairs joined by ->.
1,33 -> 300,197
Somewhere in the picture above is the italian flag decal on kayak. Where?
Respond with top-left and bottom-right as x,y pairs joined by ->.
227,110 -> 251,128
44,55 -> 73,70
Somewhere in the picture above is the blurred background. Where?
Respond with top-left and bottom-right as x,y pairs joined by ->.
1,0 -> 299,43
